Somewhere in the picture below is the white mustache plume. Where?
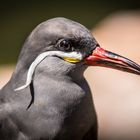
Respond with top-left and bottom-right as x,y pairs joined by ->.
15,51 -> 82,91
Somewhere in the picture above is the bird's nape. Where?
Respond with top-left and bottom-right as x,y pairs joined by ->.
85,46 -> 140,75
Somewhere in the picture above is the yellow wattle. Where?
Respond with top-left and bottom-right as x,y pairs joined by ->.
63,57 -> 80,63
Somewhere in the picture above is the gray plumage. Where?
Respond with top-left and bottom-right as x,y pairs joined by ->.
0,17 -> 98,140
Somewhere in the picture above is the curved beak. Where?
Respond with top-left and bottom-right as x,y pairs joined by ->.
85,47 -> 140,75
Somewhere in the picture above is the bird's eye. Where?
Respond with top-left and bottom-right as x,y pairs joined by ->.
58,40 -> 72,51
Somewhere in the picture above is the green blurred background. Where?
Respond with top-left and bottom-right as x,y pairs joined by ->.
0,0 -> 140,64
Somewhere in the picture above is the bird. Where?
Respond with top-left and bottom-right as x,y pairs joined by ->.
0,17 -> 140,140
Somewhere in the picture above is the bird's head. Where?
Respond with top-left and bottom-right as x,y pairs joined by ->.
14,17 -> 140,91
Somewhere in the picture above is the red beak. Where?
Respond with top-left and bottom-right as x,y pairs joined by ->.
85,47 -> 140,75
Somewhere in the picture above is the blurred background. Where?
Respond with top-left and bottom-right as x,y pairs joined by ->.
0,0 -> 140,139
